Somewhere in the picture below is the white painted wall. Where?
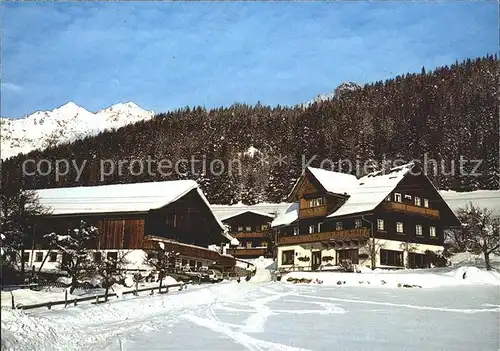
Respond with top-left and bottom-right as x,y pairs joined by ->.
17,249 -> 218,274
277,239 -> 444,270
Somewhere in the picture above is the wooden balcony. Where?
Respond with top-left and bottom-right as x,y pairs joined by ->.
226,248 -> 267,257
382,202 -> 440,219
277,228 -> 370,246
231,232 -> 268,239
299,205 -> 328,219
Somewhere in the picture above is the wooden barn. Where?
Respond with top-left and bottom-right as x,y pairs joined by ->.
28,180 -> 235,271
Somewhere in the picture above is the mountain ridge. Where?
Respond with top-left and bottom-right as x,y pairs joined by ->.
0,102 -> 154,159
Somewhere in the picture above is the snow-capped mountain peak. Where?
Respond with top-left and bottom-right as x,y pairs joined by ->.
1,102 -> 154,160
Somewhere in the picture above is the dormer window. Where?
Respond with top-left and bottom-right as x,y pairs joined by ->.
237,226 -> 243,232
424,198 -> 429,208
414,197 -> 422,206
394,193 -> 402,202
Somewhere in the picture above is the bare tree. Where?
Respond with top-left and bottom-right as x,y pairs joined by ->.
92,251 -> 129,302
146,242 -> 178,290
364,238 -> 386,270
44,220 -> 98,293
457,203 -> 500,270
399,241 -> 418,268
1,188 -> 49,282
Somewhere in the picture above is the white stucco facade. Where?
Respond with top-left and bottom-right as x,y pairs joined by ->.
277,238 -> 444,270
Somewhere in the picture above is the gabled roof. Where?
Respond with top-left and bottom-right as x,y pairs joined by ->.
219,209 -> 275,222
273,163 -> 417,226
287,166 -> 358,200
34,180 -> 228,235
307,167 -> 358,195
271,202 -> 299,228
211,202 -> 290,221
327,163 -> 415,218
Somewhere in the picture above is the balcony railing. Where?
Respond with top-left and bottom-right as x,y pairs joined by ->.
299,205 -> 328,219
226,248 -> 267,256
382,202 -> 440,218
231,232 -> 268,239
277,228 -> 370,246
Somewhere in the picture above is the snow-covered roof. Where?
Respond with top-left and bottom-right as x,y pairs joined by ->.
273,163 -> 416,226
327,163 -> 415,218
219,209 -> 275,222
307,167 -> 358,195
211,203 -> 290,222
287,166 -> 358,199
35,180 -> 229,235
271,203 -> 299,228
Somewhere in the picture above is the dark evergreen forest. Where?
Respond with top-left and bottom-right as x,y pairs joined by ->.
2,56 -> 498,204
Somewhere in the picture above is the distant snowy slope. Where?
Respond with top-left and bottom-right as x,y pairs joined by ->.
439,190 -> 500,214
0,102 -> 154,159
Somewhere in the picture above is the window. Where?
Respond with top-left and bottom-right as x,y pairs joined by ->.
189,260 -> 196,267
261,242 -> 268,248
182,259 -> 188,266
62,253 -> 71,266
282,250 -> 294,265
196,261 -> 202,268
354,219 -> 362,229
337,249 -> 359,264
309,224 -> 316,234
293,227 -> 299,236
394,193 -> 402,202
94,252 -> 102,263
415,224 -> 423,236
430,226 -> 436,237
408,253 -> 427,269
107,252 -> 118,269
237,226 -> 243,232
396,222 -> 404,233
246,242 -> 252,248
380,249 -> 404,267
336,222 -> 343,231
261,224 -> 269,231
424,198 -> 429,208
23,252 -> 30,262
35,252 -> 43,262
317,222 -> 323,232
414,197 -> 422,206
49,252 -> 58,262
308,197 -> 324,207
245,226 -> 252,232
377,219 -> 385,231
405,194 -> 412,200
385,195 -> 391,201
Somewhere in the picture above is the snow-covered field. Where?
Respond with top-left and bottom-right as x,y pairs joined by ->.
2,266 -> 500,351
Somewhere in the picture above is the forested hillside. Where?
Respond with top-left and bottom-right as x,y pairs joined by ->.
2,56 -> 498,204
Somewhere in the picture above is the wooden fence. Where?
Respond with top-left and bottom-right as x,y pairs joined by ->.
10,282 -> 189,311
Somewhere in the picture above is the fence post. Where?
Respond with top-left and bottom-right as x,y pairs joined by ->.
150,288 -> 154,295
47,302 -> 52,310
64,289 -> 68,307
73,299 -> 77,306
10,291 -> 15,309
95,296 -> 99,304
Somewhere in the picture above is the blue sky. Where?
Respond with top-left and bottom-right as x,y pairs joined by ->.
1,1 -> 497,118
